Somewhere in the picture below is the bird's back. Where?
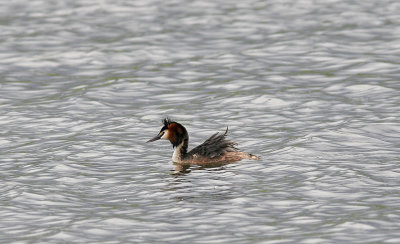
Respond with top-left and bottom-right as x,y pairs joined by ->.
182,129 -> 258,166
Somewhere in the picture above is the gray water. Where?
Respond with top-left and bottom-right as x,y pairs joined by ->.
1,0 -> 400,243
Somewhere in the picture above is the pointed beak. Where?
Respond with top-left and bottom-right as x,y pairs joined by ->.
147,133 -> 162,143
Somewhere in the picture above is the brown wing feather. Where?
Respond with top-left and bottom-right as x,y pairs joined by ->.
188,128 -> 238,159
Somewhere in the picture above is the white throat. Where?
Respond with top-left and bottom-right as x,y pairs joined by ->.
172,141 -> 184,163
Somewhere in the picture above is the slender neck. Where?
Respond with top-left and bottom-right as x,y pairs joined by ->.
172,137 -> 189,162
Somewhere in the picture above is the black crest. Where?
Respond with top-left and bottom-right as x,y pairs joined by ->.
160,118 -> 173,131
162,118 -> 173,126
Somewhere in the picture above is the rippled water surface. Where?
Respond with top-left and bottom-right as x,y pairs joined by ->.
1,0 -> 400,243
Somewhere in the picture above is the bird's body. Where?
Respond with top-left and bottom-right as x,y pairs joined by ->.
147,119 -> 259,170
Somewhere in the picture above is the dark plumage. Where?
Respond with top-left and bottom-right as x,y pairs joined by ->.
189,128 -> 238,159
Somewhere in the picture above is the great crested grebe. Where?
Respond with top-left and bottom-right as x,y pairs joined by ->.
147,118 -> 259,170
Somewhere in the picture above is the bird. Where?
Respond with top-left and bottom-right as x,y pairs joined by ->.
147,118 -> 259,171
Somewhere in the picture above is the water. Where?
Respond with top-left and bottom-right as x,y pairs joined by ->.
1,0 -> 400,243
